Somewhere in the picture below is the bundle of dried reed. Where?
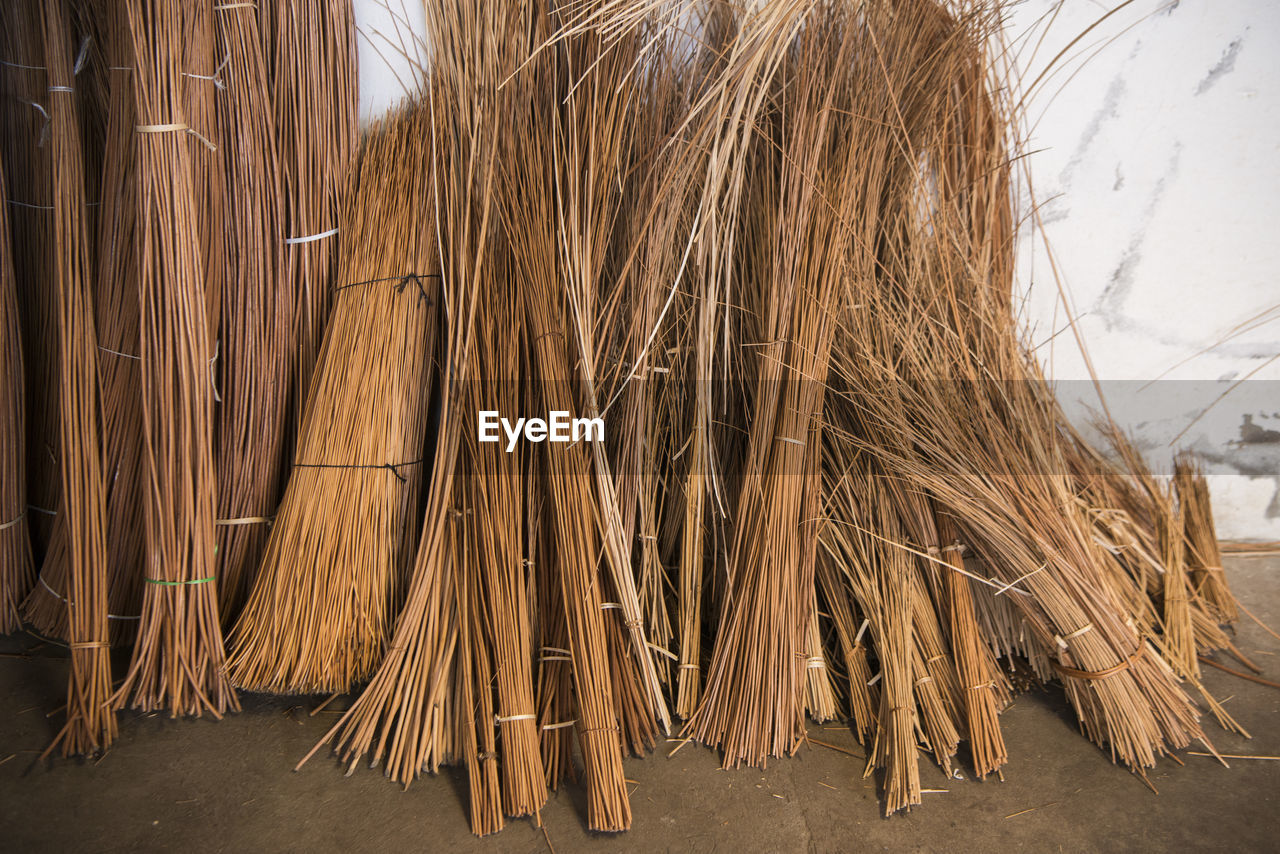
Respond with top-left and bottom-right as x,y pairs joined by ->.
20,4 -> 164,648
1176,451 -> 1237,623
501,10 -> 634,827
41,0 -> 114,756
301,97 -> 463,784
212,0 -> 291,618
227,105 -> 438,695
0,155 -> 34,633
0,3 -> 60,559
269,0 -> 358,429
457,245 -> 546,823
88,11 -> 144,646
181,0 -> 221,337
688,2 -> 874,770
111,0 -> 236,719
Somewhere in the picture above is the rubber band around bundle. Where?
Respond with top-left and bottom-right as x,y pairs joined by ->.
145,576 -> 216,586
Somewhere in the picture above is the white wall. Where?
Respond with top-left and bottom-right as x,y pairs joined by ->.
1010,0 -> 1280,540
351,0 -> 1280,539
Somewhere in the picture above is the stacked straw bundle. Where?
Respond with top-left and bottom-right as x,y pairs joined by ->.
0,0 -> 1265,837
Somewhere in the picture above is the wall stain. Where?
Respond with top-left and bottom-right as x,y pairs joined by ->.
1196,38 -> 1243,96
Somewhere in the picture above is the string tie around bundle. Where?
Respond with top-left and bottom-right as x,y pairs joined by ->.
35,574 -> 140,620
292,458 -> 424,484
1053,623 -> 1095,649
333,272 -> 439,303
184,51 -> 230,90
216,516 -> 273,527
146,576 -> 216,587
1051,643 -> 1145,682
539,646 -> 572,663
0,511 -> 25,532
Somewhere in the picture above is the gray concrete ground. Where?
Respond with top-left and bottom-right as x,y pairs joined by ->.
1,555 -> 1277,853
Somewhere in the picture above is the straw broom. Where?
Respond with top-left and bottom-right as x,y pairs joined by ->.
213,0 -> 292,618
0,154 -> 34,633
41,0 -> 114,756
227,107 -> 439,695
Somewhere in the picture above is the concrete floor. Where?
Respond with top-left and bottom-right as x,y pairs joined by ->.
1,555 -> 1277,853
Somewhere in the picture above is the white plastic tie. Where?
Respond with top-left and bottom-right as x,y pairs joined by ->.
285,226 -> 339,245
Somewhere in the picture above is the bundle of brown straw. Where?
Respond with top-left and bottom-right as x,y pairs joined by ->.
111,0 -> 236,720
228,105 -> 439,695
41,0 -> 114,756
212,0 -> 291,618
